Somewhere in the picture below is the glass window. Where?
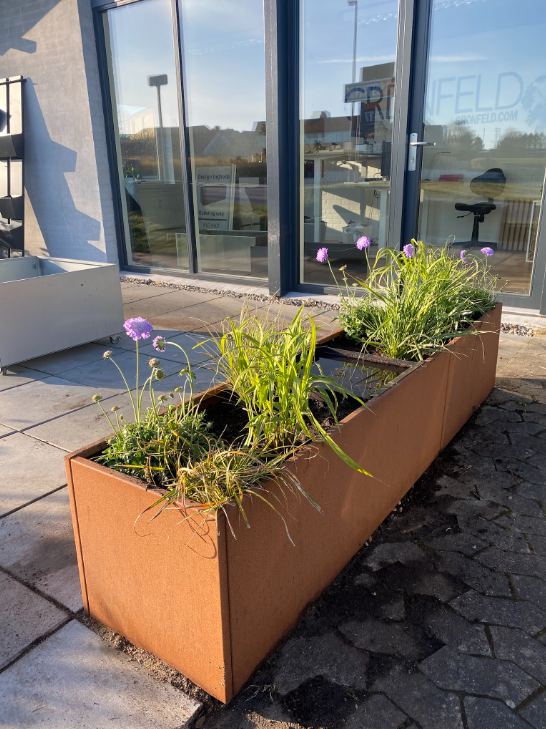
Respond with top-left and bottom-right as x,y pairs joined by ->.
418,0 -> 546,296
104,0 -> 189,270
179,0 -> 268,279
299,0 -> 400,285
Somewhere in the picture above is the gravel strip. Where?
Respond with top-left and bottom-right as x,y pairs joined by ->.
500,323 -> 536,337
120,276 -> 341,311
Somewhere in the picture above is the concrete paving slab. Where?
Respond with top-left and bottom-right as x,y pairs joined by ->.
0,572 -> 67,670
0,365 -> 49,393
121,284 -> 187,304
0,620 -> 202,728
58,349 -> 184,393
145,298 -> 266,332
0,377 -> 103,431
0,433 -> 67,516
112,328 -> 189,351
23,393 -> 132,453
0,424 -> 13,438
123,289 -> 221,321
0,488 -> 82,612
139,331 -> 212,366
21,343 -> 121,376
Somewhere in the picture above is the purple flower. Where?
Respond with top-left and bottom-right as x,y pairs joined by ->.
481,247 -> 494,257
123,317 -> 153,341
153,335 -> 166,352
460,249 -> 467,263
316,247 -> 328,263
356,236 -> 371,250
403,243 -> 414,258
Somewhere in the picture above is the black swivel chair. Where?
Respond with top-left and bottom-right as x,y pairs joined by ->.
454,167 -> 506,248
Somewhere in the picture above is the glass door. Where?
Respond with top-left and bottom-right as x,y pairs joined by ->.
405,0 -> 546,309
298,0 -> 403,286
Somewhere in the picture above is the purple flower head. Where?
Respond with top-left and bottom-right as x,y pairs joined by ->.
153,335 -> 166,352
460,249 -> 467,263
356,236 -> 371,250
403,243 -> 414,258
316,247 -> 328,263
481,246 -> 494,257
123,317 -> 153,341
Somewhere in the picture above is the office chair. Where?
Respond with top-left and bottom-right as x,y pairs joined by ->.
454,167 -> 506,248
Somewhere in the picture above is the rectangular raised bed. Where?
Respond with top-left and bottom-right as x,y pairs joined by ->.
65,304 -> 501,703
0,256 -> 124,369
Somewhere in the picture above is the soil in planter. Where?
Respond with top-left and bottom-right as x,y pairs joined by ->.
203,356 -> 403,446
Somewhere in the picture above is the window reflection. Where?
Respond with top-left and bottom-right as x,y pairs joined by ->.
105,0 -> 188,270
418,0 -> 546,296
179,0 -> 268,279
299,0 -> 399,285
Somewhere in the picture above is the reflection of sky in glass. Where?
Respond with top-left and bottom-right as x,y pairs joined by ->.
425,0 -> 546,147
107,0 -> 180,130
301,0 -> 399,119
180,0 -> 266,132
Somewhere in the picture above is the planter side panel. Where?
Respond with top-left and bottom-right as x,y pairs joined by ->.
225,353 -> 449,695
441,304 -> 501,448
67,457 -> 232,702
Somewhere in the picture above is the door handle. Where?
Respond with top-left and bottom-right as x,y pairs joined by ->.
408,133 -> 435,171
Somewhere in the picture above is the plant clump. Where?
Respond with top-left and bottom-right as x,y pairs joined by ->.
332,240 -> 497,361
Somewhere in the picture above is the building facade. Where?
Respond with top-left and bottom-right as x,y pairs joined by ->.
1,0 -> 546,311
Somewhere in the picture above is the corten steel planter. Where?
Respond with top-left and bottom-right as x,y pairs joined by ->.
65,305 -> 501,703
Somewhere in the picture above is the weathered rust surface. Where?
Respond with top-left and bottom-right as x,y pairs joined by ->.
65,307 -> 501,702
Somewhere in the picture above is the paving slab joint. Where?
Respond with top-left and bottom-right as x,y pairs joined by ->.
0,615 -> 73,676
0,484 -> 68,521
0,563 -> 76,617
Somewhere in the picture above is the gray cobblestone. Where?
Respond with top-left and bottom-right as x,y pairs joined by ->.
458,517 -> 531,553
425,532 -> 489,556
344,694 -> 409,729
435,551 -> 512,596
495,459 -> 546,486
516,481 -> 546,502
474,547 -> 546,578
419,646 -> 539,703
490,626 -> 546,684
497,514 -> 546,537
520,691 -> 546,728
512,575 -> 546,610
273,633 -> 368,696
339,617 -> 426,660
450,590 -> 546,634
364,542 -> 426,572
373,667 -> 463,729
424,605 -> 491,656
464,697 -> 532,729
527,534 -> 546,555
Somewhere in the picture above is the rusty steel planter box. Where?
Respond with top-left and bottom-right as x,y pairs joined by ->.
65,304 -> 501,703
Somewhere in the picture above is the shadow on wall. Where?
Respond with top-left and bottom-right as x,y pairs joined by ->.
0,0 -> 63,56
25,80 -> 102,259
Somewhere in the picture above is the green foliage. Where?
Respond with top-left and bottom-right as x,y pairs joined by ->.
92,329 -> 321,533
206,306 -> 371,475
336,241 -> 497,361
96,400 -> 212,486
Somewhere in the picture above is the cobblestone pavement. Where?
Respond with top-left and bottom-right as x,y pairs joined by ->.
202,336 -> 546,729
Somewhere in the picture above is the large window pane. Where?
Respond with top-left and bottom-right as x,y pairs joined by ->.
418,0 -> 546,296
104,0 -> 188,270
179,0 -> 268,279
299,0 -> 400,285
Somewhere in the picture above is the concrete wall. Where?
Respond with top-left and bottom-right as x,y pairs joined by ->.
0,0 -> 118,263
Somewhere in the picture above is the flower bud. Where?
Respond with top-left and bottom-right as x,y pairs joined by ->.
103,350 -> 113,359
148,357 -> 161,369
92,393 -> 102,403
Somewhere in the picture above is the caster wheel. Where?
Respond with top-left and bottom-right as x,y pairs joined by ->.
110,335 -> 121,345
0,366 -> 7,376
